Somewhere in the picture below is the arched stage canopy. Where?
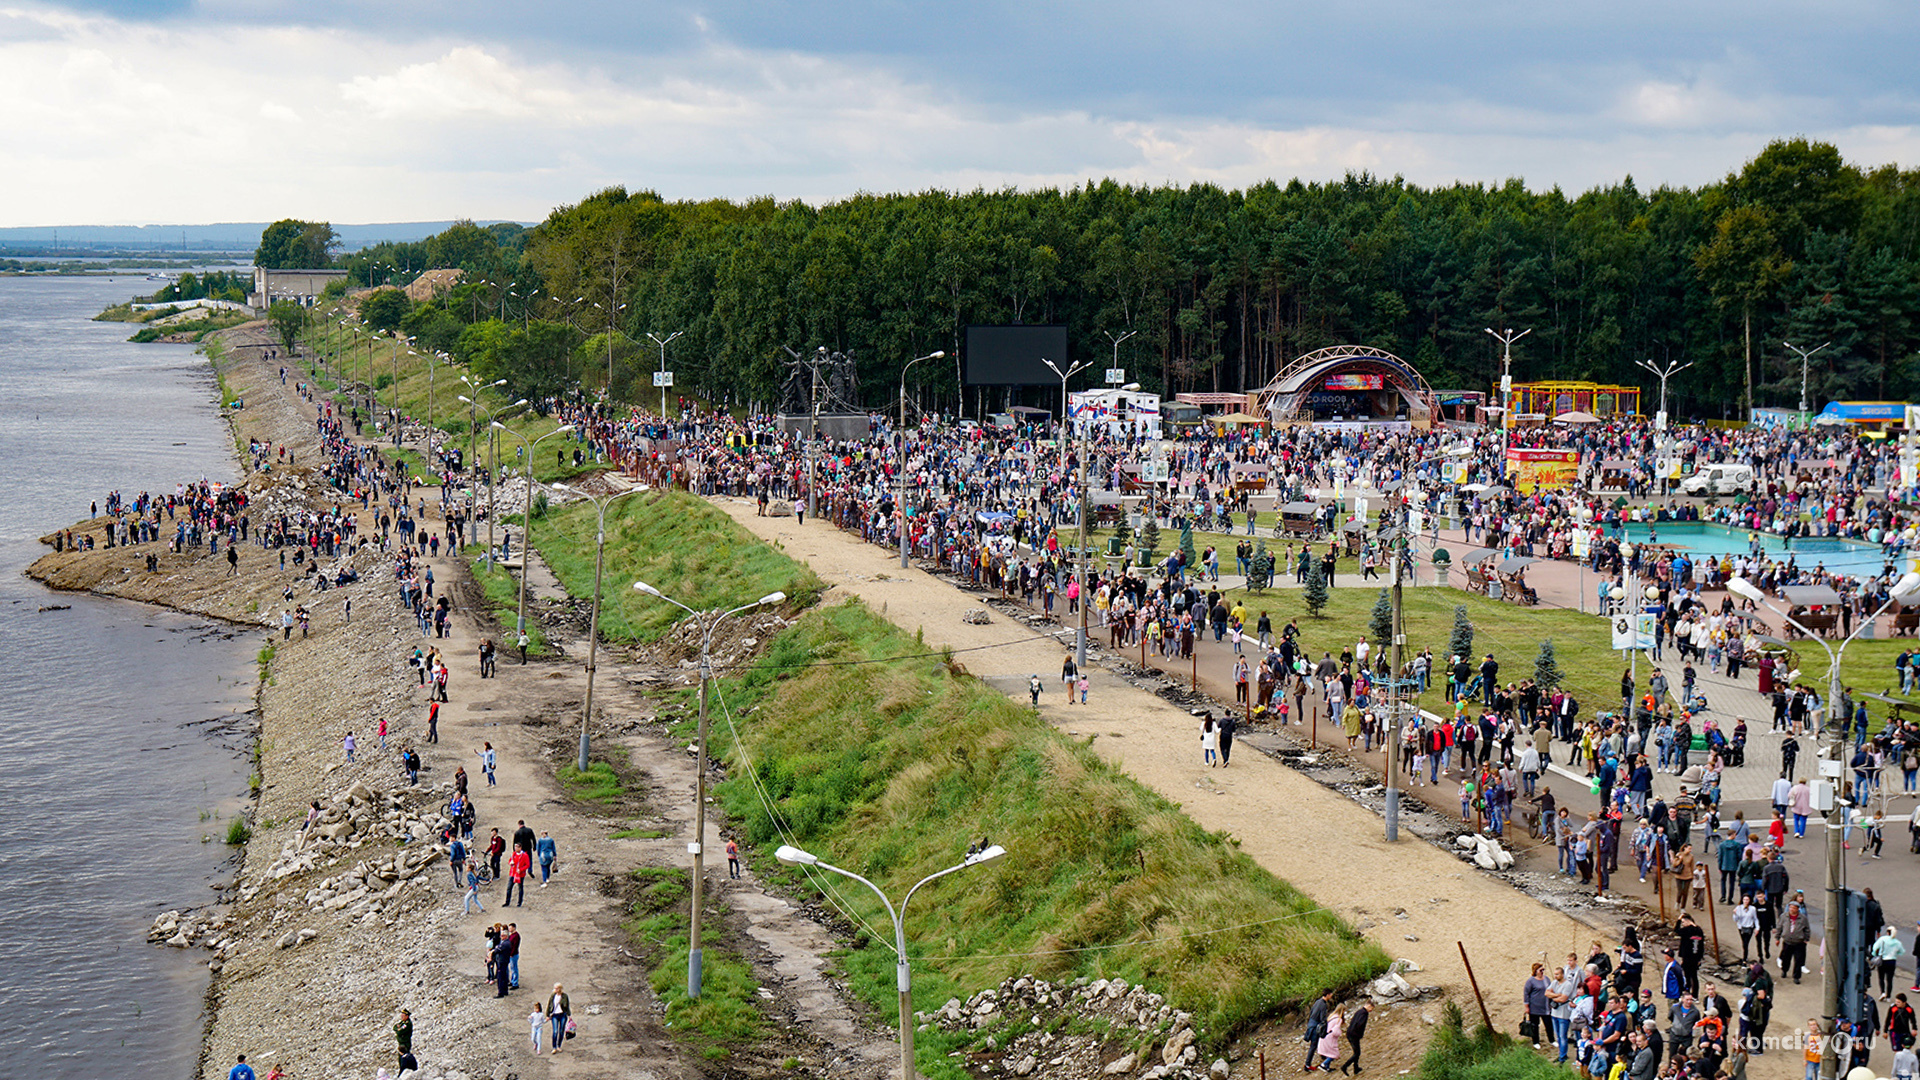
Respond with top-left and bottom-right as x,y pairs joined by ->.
1257,345 -> 1437,424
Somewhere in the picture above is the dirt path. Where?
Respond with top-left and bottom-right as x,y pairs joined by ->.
714,500 -> 1619,1039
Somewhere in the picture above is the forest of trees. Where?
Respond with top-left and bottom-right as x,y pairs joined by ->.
302,139 -> 1920,419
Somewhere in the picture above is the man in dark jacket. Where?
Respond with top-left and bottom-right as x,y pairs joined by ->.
1303,989 -> 1333,1070
1339,1000 -> 1370,1075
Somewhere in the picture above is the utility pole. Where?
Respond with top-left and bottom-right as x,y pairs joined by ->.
1635,357 -> 1694,498
1485,327 -> 1530,481
1783,340 -> 1831,420
1385,519 -> 1405,841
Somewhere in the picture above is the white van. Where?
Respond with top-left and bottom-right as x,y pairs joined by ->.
1679,463 -> 1755,496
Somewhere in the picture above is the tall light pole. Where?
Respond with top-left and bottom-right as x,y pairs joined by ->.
778,842 -> 1006,1080
648,331 -> 683,419
633,583 -> 788,1000
897,351 -> 947,569
552,483 -> 637,772
490,422 -> 576,636
456,393 -> 522,566
1485,327 -> 1530,481
590,299 -> 628,401
1385,520 -> 1407,841
1635,357 -> 1694,497
1104,329 -> 1137,383
1784,340 -> 1832,418
1729,573 -> 1920,1080
1041,356 -> 1095,664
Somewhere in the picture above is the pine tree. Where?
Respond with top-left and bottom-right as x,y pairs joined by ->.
1304,558 -> 1329,617
1179,521 -> 1196,565
1449,605 -> 1474,660
1140,515 -> 1161,555
1370,587 -> 1394,647
1534,639 -> 1563,691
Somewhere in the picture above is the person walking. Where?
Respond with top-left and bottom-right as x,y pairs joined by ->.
1303,989 -> 1332,1071
1875,926 -> 1909,1000
1339,1001 -> 1371,1075
1780,901 -> 1811,984
426,700 -> 439,744
463,865 -> 485,915
477,742 -> 497,786
545,984 -> 571,1053
1316,1006 -> 1344,1072
536,831 -> 557,886
228,1055 -> 256,1080
344,731 -> 356,764
505,846 -> 529,907
726,838 -> 741,879
529,1007 -> 546,1056
392,1010 -> 413,1069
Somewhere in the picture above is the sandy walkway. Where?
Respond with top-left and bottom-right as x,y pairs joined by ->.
716,499 -> 1629,1039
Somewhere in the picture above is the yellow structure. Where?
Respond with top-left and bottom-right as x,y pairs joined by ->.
1509,380 -> 1641,418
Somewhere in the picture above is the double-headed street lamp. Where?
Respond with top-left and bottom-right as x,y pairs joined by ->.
777,842 -> 1006,1080
896,351 -> 947,569
1635,357 -> 1694,497
632,583 -> 787,1000
490,422 -> 576,636
1485,327 -> 1530,480
456,393 -> 523,565
1728,572 -> 1920,1080
648,330 -> 683,419
551,482 -> 638,772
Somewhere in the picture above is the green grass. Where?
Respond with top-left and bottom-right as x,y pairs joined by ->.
256,642 -> 276,680
225,817 -> 252,846
559,761 -> 624,804
530,488 -> 824,645
465,554 -> 549,656
707,598 -> 1388,1073
612,826 -> 669,839
624,867 -> 763,1058
1417,1004 -> 1563,1080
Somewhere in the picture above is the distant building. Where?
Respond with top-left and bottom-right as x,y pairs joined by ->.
250,267 -> 348,310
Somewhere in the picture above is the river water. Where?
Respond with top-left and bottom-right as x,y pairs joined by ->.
0,275 -> 255,1079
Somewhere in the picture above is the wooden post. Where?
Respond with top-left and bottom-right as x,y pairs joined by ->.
1192,645 -> 1199,690
1457,940 -> 1495,1034
1656,862 -> 1667,923
1257,1048 -> 1266,1080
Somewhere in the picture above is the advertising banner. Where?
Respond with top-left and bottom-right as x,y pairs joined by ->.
1506,448 -> 1580,493
1323,373 -> 1384,390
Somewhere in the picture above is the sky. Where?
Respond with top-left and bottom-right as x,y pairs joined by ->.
2,0 -> 1918,227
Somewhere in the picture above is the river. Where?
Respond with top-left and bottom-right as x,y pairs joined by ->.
0,274 -> 256,1079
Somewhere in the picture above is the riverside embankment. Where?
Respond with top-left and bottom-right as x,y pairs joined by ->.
28,324 -> 921,1080
28,326 -> 688,1080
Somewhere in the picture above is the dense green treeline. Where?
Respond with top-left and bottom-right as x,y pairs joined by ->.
299,139 -> 1920,416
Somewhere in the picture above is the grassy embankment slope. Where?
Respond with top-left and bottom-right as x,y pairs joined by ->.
531,490 -> 1389,1074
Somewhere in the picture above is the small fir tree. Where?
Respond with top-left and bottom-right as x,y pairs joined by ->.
1180,520 -> 1197,565
1449,605 -> 1474,660
1304,557 -> 1330,617
1370,587 -> 1394,648
1140,515 -> 1161,554
1535,638 -> 1563,691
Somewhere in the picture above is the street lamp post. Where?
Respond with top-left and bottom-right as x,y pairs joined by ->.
1485,327 -> 1530,481
648,331 -> 683,419
1041,356 -> 1095,665
552,483 -> 637,772
490,422 -> 577,636
897,351 -> 947,569
1635,357 -> 1695,498
1784,341 -> 1832,419
1728,572 -> 1920,1080
633,583 -> 788,999
777,842 -> 1006,1080
456,393 -> 522,565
